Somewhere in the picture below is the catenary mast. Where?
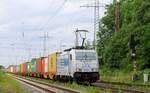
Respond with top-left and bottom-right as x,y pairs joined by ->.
94,0 -> 100,49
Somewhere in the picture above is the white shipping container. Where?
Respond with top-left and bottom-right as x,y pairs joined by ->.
57,53 -> 69,76
10,67 -> 13,73
44,57 -> 48,73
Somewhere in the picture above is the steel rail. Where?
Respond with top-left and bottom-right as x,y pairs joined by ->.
93,82 -> 147,93
12,75 -> 80,93
11,74 -> 148,93
97,80 -> 150,88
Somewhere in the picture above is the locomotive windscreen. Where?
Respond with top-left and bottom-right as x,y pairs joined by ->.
75,52 -> 96,60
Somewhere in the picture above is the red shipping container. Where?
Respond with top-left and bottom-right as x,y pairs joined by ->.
13,65 -> 17,74
13,65 -> 17,73
20,62 -> 28,75
36,57 -> 45,74
23,62 -> 29,75
22,63 -> 25,73
12,66 -> 15,73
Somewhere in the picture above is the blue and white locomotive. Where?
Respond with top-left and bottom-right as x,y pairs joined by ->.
56,47 -> 99,83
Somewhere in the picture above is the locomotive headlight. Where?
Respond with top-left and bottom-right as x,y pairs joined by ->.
76,68 -> 82,72
92,68 -> 98,72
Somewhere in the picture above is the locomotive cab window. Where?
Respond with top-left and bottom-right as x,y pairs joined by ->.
75,52 -> 96,60
70,54 -> 72,60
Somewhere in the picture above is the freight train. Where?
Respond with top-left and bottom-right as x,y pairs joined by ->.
7,47 -> 99,83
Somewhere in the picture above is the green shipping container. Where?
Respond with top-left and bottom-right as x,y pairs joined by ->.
18,64 -> 21,73
31,58 -> 36,73
27,62 -> 31,73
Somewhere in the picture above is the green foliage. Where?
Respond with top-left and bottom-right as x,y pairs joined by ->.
84,40 -> 92,49
97,0 -> 150,70
0,72 -> 29,93
0,65 -> 4,69
101,67 -> 150,82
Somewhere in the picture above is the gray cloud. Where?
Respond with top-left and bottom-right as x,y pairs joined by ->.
0,0 -> 113,67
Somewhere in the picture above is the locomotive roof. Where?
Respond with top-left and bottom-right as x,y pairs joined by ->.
64,47 -> 94,52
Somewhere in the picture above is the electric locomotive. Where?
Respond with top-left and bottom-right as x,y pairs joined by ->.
55,47 -> 99,83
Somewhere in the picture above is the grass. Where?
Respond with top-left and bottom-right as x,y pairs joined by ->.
100,67 -> 150,92
100,67 -> 133,83
0,71 -> 29,93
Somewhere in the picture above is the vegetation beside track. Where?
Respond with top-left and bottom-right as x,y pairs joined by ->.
96,0 -> 150,92
0,71 -> 29,93
100,67 -> 150,84
100,67 -> 150,92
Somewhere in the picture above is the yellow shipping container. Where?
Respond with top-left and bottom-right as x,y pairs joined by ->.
48,52 -> 59,79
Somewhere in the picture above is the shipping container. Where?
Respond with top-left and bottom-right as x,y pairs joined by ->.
26,62 -> 29,73
16,65 -> 18,73
44,57 -> 48,73
7,65 -> 15,73
15,65 -> 17,73
43,57 -> 48,78
57,53 -> 70,76
13,65 -> 15,73
17,64 -> 21,73
48,52 -> 60,79
31,58 -> 36,73
10,66 -> 13,73
22,62 -> 29,75
27,62 -> 31,73
36,57 -> 45,77
21,63 -> 24,73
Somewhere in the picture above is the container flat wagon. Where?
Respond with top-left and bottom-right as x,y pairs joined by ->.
8,48 -> 99,83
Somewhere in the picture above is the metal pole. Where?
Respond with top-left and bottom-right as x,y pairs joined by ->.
80,0 -> 105,49
94,0 -> 100,49
115,0 -> 120,32
75,29 -> 79,47
43,32 -> 48,57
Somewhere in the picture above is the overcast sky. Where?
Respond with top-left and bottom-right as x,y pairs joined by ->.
0,0 -> 112,67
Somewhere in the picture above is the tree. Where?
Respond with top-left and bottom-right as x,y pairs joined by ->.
0,65 -> 4,69
97,0 -> 150,70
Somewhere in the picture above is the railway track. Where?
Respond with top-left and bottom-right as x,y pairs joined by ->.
97,80 -> 150,88
12,75 -> 81,93
10,74 -> 149,93
92,81 -> 148,93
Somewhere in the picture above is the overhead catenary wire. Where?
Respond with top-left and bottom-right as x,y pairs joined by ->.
1,0 -> 69,67
36,0 -> 68,57
37,0 -> 68,32
22,31 -> 32,62
22,32 -> 27,61
19,0 -> 68,61
80,0 -> 107,49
